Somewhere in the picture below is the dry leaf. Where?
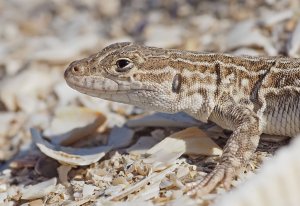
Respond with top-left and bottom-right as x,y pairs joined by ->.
147,127 -> 222,156
31,128 -> 112,166
43,106 -> 107,145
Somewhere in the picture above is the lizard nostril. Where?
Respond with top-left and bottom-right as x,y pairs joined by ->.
73,66 -> 80,73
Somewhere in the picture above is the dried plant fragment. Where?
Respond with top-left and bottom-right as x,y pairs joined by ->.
43,106 -> 107,145
147,127 -> 222,156
31,128 -> 112,166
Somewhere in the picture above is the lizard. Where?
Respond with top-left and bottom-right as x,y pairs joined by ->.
64,42 -> 300,196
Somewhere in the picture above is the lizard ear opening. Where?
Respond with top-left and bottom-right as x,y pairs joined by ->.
172,74 -> 182,94
116,58 -> 134,72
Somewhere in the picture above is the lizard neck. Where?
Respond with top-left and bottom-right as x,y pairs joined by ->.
160,52 -> 222,122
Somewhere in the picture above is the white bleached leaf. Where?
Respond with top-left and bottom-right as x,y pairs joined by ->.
43,106 -> 107,145
31,128 -> 112,166
147,127 -> 222,156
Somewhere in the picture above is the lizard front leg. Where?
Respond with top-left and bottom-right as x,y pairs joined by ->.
186,106 -> 262,196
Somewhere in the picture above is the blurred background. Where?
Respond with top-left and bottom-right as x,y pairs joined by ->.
0,0 -> 300,205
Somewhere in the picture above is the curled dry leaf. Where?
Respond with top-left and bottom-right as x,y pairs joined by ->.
147,127 -> 222,156
31,128 -> 112,166
43,106 -> 107,145
21,177 -> 57,200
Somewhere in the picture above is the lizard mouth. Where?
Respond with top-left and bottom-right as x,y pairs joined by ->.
66,77 -> 155,97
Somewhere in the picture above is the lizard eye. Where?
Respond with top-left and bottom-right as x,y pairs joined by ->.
116,59 -> 133,72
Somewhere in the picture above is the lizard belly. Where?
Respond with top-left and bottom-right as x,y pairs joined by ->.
263,93 -> 300,137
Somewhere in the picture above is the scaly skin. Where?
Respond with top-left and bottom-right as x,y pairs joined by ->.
64,42 -> 300,196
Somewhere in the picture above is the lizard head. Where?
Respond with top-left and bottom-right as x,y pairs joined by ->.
64,42 -> 193,113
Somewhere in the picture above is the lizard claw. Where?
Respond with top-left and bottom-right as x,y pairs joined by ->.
185,164 -> 235,196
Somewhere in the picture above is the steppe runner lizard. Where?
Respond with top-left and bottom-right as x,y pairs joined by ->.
64,42 -> 300,196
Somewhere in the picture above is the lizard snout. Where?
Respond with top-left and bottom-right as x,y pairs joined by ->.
65,60 -> 88,79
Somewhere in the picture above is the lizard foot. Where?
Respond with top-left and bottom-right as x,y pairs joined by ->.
185,164 -> 235,196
